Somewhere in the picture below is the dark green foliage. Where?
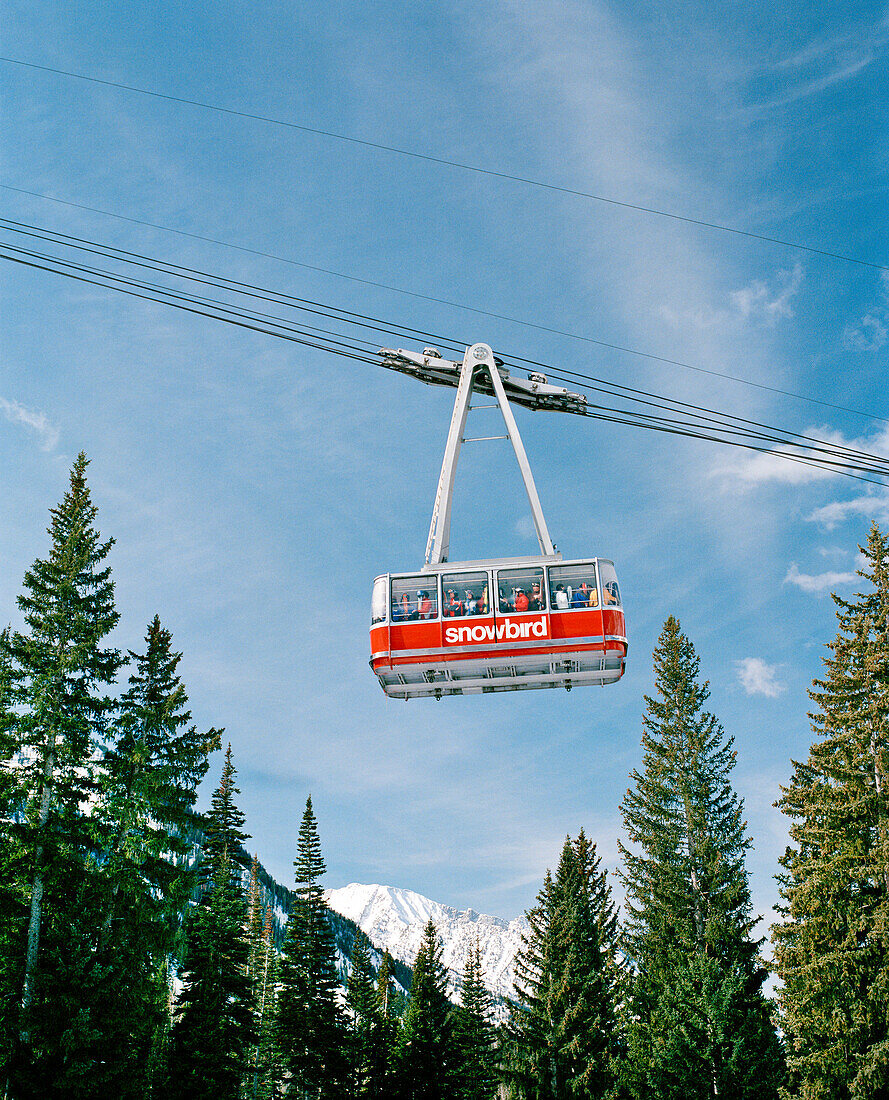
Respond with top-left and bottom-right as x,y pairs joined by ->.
277,796 -> 347,1097
0,628 -> 25,1087
2,454 -> 124,1096
773,523 -> 889,1099
450,940 -> 497,1100
504,834 -> 620,1099
85,615 -> 221,1097
375,948 -> 406,1089
166,746 -> 255,1100
398,919 -> 457,1099
619,616 -> 783,1100
377,948 -> 408,1021
347,929 -> 394,1097
247,900 -> 283,1100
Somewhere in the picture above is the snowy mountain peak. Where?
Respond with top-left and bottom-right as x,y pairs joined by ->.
326,883 -> 527,1005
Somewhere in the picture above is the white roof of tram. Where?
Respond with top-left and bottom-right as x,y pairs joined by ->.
378,554 -> 617,577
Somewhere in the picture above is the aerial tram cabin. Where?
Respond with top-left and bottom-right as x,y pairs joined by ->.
370,343 -> 627,699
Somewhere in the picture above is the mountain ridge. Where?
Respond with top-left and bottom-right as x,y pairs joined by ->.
326,882 -> 526,1005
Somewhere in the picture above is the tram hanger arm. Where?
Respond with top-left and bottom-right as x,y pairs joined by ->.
379,347 -> 587,414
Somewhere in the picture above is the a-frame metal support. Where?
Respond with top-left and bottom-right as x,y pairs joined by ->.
425,343 -> 556,565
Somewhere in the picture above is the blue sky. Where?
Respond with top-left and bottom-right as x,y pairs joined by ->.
2,1 -> 888,937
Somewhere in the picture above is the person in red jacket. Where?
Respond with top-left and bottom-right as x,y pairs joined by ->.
444,589 -> 465,617
514,589 -> 530,613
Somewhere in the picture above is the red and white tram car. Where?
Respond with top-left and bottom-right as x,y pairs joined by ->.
371,556 -> 626,699
370,342 -> 628,700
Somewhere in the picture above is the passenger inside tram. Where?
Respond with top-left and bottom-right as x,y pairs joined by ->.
499,568 -> 545,613
444,589 -> 465,617
549,565 -> 599,610
392,592 -> 415,621
391,576 -> 438,622
571,582 -> 595,607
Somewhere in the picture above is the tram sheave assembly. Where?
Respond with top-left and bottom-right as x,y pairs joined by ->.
370,342 -> 627,699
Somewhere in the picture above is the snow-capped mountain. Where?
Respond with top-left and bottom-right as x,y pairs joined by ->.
326,883 -> 527,1005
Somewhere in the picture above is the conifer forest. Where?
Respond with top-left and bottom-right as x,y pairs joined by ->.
1,456 -> 887,1100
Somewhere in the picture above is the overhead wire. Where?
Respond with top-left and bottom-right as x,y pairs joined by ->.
2,56 -> 887,274
4,216 -> 882,476
2,188 -> 886,427
2,225 -> 886,477
2,223 -> 887,487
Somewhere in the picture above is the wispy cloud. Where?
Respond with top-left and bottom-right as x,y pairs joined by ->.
751,54 -> 874,111
736,657 -> 785,698
739,22 -> 887,114
843,272 -> 889,350
807,491 -> 889,530
0,396 -> 59,451
713,426 -> 889,488
660,264 -> 804,332
784,562 -> 857,593
843,311 -> 888,351
730,263 -> 803,325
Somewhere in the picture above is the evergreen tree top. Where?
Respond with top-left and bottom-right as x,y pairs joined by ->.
620,617 -> 756,963
7,453 -> 123,811
204,744 -> 250,884
19,452 -> 118,642
294,795 -> 327,886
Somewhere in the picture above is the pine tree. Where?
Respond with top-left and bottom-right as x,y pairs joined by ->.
166,745 -> 255,1100
374,949 -> 403,1093
619,616 -> 783,1100
773,523 -> 889,1099
0,628 -> 25,1090
504,835 -> 619,1099
347,929 -> 386,1096
502,869 -> 557,1098
450,939 -> 497,1100
86,616 -> 221,1097
277,796 -> 347,1097
2,454 -> 123,1095
398,919 -> 456,1099
247,903 -> 283,1100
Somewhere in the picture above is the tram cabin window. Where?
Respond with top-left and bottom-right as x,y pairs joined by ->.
598,561 -> 621,607
548,564 -> 600,610
391,577 -> 438,622
371,576 -> 388,624
498,568 -> 546,613
442,572 -> 490,617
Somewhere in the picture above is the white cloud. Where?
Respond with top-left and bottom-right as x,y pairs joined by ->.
714,446 -> 837,486
784,562 -> 857,593
807,491 -> 889,530
515,515 -> 536,540
730,263 -> 803,325
751,54 -> 875,111
660,264 -> 805,333
713,425 -> 889,488
736,657 -> 785,698
843,311 -> 887,351
0,396 -> 59,451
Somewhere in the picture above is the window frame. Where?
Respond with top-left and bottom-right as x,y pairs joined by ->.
390,574 -> 441,622
441,570 -> 492,618
371,575 -> 388,625
546,561 -> 602,612
495,566 -> 548,614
